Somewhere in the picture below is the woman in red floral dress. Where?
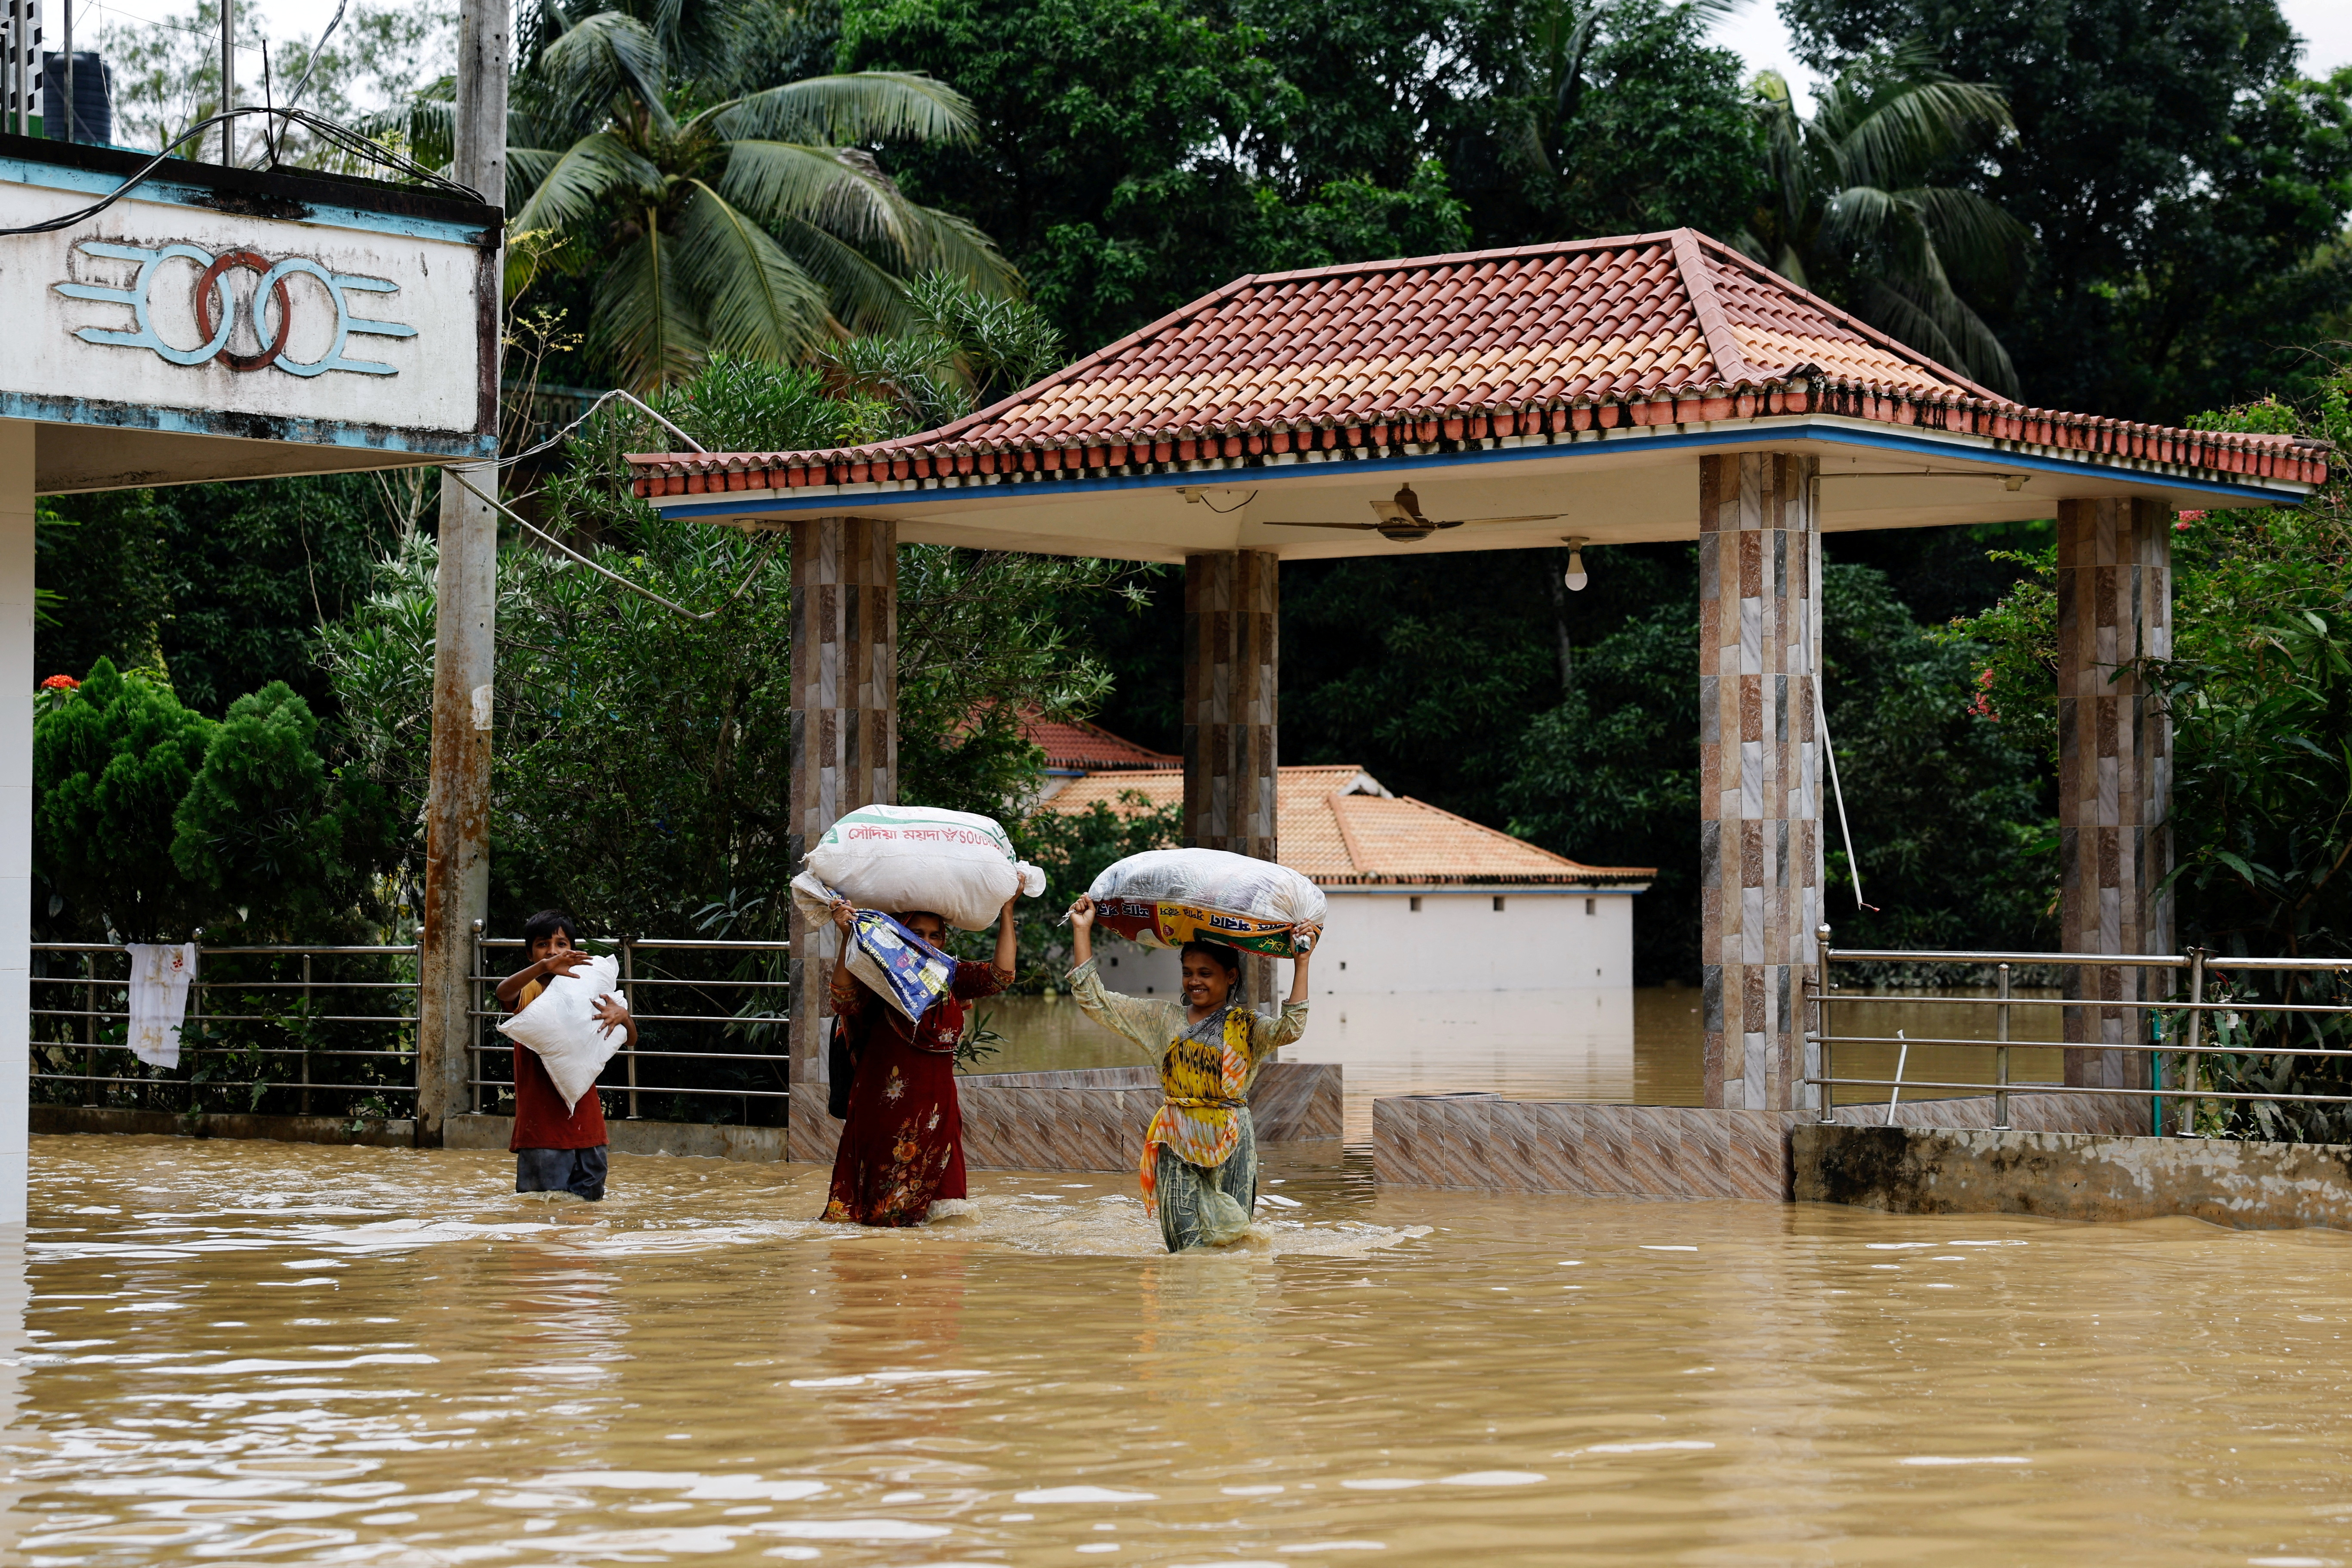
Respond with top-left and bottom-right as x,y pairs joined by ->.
820,896 -> 1017,1226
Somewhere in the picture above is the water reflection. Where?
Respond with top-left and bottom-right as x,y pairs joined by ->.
984,986 -> 2070,1140
14,1134 -> 2352,1563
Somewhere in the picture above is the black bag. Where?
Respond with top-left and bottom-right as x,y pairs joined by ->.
826,1014 -> 859,1118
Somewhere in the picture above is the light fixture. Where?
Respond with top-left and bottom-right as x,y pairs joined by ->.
1562,536 -> 1589,591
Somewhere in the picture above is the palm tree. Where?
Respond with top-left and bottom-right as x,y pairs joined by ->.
1508,0 -> 1732,180
1742,43 -> 2026,395
376,7 -> 1018,391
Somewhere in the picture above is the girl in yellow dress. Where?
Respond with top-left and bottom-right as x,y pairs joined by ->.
1064,895 -> 1316,1251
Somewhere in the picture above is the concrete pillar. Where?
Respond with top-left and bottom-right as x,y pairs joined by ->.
412,0 -> 509,1144
1182,551 -> 1279,1003
1698,452 -> 1822,1111
1181,550 -> 1278,859
784,516 -> 897,1163
0,421 -> 30,1224
2056,497 -> 2171,1090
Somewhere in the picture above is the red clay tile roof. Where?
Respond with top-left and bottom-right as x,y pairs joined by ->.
1023,713 -> 1179,771
630,229 -> 2335,498
1042,764 -> 1653,887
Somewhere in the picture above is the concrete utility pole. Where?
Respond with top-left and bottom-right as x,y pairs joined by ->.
414,0 -> 508,1146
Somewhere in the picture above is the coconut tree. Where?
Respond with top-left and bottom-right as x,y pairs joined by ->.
375,7 -> 1018,391
1742,43 -> 2026,395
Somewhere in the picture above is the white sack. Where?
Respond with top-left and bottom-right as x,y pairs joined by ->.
496,955 -> 627,1114
124,942 -> 197,1069
795,804 -> 1045,930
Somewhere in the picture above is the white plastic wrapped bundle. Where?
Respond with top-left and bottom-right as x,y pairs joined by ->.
790,804 -> 1045,931
495,955 -> 627,1113
1087,847 -> 1326,957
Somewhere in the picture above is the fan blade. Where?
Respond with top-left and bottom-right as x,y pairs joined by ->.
1448,513 -> 1566,527
1264,521 -> 1380,530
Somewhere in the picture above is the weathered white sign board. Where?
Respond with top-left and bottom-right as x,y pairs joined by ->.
0,138 -> 500,490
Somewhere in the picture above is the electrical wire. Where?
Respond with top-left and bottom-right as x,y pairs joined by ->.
494,387 -> 707,468
1816,696 -> 1877,914
0,102 -> 478,235
278,0 -> 347,117
445,468 -> 779,623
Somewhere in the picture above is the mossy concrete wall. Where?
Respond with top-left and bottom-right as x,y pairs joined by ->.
1794,1124 -> 2352,1229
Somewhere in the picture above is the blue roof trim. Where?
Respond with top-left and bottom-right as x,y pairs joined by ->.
3,388 -> 494,460
0,155 -> 490,245
651,416 -> 2306,523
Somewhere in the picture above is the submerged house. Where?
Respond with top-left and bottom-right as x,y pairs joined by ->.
1039,744 -> 1653,997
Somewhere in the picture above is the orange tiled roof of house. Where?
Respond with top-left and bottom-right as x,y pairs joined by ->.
1024,713 -> 1180,771
630,229 -> 2333,496
1044,764 -> 1653,887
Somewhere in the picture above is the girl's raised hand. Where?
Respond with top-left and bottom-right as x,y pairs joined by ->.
829,898 -> 857,936
1068,895 -> 1095,931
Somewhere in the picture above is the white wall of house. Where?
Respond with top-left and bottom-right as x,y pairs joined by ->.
1080,885 -> 1641,999
1,420 -> 31,1226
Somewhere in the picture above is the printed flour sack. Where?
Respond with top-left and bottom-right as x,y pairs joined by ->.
496,955 -> 627,1113
794,804 -> 1046,931
1087,847 -> 1326,957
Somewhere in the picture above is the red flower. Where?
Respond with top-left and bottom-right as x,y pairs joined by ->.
2175,511 -> 2206,531
39,675 -> 78,690
1967,666 -> 1999,721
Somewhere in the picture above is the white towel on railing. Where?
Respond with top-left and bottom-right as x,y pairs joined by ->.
124,943 -> 197,1069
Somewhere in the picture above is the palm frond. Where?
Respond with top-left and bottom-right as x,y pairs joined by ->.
904,206 -> 1023,298
764,212 -> 924,336
1900,184 -> 2030,282
512,131 -> 665,237
1863,275 -> 2020,395
351,95 -> 456,171
717,140 -> 925,260
1836,77 -> 2012,191
708,72 -> 977,146
536,10 -> 676,139
674,183 -> 838,363
596,215 -> 709,392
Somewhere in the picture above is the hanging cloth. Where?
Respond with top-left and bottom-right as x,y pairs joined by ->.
124,943 -> 197,1069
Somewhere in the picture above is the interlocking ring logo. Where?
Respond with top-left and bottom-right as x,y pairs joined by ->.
57,240 -> 416,377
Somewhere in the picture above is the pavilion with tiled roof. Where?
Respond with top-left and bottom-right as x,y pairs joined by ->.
655,228 -> 2334,1132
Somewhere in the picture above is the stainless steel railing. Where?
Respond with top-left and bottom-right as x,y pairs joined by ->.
31,928 -> 795,1127
1807,929 -> 2352,1135
463,925 -> 792,1123
30,939 -> 422,1118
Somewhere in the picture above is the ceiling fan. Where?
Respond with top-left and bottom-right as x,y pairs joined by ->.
1264,484 -> 1562,543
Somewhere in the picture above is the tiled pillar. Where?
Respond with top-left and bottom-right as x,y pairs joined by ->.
1183,551 -> 1279,1001
785,516 -> 897,1161
1698,453 -> 1822,1111
0,421 -> 32,1224
2056,498 -> 2170,1090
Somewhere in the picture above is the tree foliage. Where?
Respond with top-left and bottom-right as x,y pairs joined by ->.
323,355 -> 1147,939
34,660 -> 381,943
1743,42 -> 2025,392
1780,0 -> 2352,420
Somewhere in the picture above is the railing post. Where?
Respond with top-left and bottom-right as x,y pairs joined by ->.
2179,948 -> 2207,1137
1993,961 -> 2011,1131
622,935 -> 640,1120
82,952 -> 97,1107
300,951 -> 314,1116
468,919 -> 484,1116
185,930 -> 203,1116
1815,924 -> 1834,1122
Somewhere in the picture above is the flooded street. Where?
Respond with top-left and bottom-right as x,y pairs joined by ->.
8,1133 -> 2352,1565
987,988 -> 2071,1142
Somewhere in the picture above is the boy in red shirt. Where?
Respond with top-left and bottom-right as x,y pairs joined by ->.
495,909 -> 635,1201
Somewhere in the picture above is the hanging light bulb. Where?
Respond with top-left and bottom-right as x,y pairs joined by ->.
1562,536 -> 1589,591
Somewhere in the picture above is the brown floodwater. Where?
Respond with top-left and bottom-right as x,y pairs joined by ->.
984,988 -> 2072,1141
7,1132 -> 2352,1565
